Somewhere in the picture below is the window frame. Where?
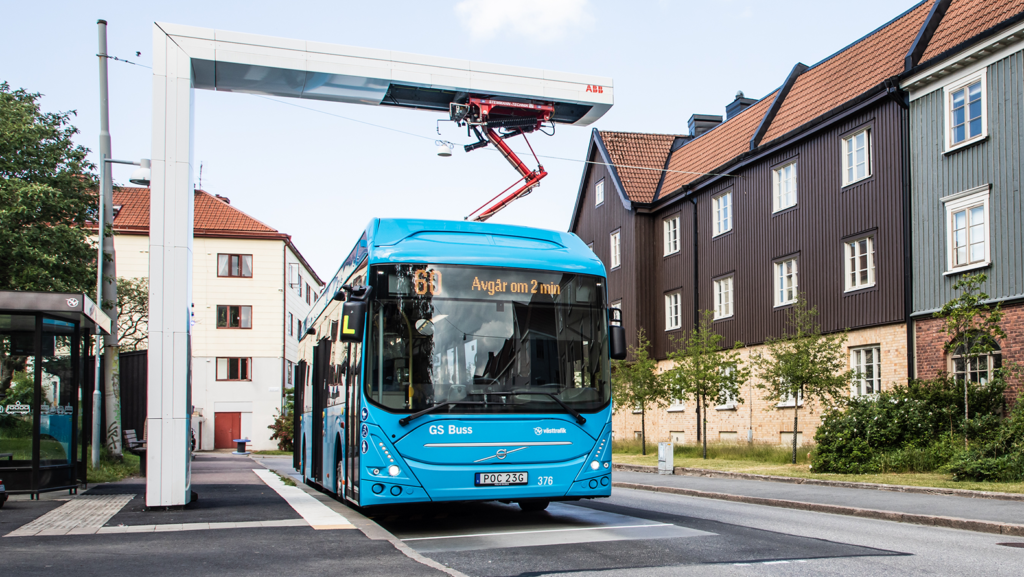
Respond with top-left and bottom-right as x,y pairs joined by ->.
663,215 -> 680,256
844,235 -> 876,292
715,367 -> 738,410
772,161 -> 798,212
850,345 -> 881,397
668,397 -> 687,412
713,275 -> 734,320
288,312 -> 294,336
949,343 -> 1001,385
944,69 -> 988,153
609,229 -> 621,270
841,128 -> 872,187
665,291 -> 682,331
216,357 -> 252,381
773,257 -> 799,308
595,178 -> 605,207
713,189 -> 733,236
217,253 -> 253,278
216,305 -> 252,329
942,185 -> 991,274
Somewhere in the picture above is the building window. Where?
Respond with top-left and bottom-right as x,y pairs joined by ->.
950,338 -> 1001,385
306,283 -> 312,305
216,357 -> 251,381
595,178 -> 605,206
665,292 -> 681,331
773,162 -> 797,212
610,230 -> 621,269
288,263 -> 300,288
218,254 -> 253,278
714,276 -> 733,320
713,190 -> 732,235
943,185 -> 990,273
664,216 -> 680,255
845,236 -> 875,291
286,360 -> 294,385
776,388 -> 803,408
851,346 -> 880,396
216,305 -> 252,329
668,398 -> 686,412
945,70 -> 987,150
716,367 -> 738,409
842,128 -> 871,186
288,312 -> 294,336
774,258 -> 798,307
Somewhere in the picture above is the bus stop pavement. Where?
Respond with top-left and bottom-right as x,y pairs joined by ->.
612,469 -> 1024,536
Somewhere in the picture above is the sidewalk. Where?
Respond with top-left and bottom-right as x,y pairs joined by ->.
613,469 -> 1024,536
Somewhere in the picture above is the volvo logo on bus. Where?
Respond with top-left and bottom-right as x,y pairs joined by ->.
474,446 -> 528,463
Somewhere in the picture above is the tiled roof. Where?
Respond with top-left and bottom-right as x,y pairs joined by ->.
598,131 -> 680,203
108,187 -> 283,238
660,92 -> 776,194
919,0 -> 1024,63
759,2 -> 932,143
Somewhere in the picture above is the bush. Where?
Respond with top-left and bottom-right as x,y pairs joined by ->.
945,393 -> 1024,482
812,377 -> 1006,474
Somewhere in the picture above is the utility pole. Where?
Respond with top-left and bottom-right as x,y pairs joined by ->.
97,19 -> 122,460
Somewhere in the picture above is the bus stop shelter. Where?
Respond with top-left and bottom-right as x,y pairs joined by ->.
0,291 -> 111,497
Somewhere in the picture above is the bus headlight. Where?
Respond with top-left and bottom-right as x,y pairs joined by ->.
388,465 -> 401,477
590,460 -> 600,470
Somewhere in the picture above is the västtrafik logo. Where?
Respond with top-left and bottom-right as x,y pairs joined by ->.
534,427 -> 567,435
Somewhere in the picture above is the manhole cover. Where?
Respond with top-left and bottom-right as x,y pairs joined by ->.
996,543 -> 1024,548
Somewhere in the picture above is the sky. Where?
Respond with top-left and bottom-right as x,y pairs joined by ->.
2,0 -> 922,281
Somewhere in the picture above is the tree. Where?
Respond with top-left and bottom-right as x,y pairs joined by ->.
117,277 -> 148,352
666,310 -> 749,459
0,82 -> 98,401
935,273 -> 1006,447
753,296 -> 854,464
611,328 -> 670,455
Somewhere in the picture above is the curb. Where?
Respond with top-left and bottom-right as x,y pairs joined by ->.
612,481 -> 1024,537
612,463 -> 1024,502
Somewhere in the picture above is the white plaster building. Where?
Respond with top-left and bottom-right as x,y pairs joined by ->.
103,187 -> 322,450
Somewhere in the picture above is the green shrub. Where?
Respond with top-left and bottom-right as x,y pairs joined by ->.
945,393 -> 1024,482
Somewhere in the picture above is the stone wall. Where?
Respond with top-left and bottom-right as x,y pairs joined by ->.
612,323 -> 908,446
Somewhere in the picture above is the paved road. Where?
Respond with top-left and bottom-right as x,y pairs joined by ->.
370,486 -> 1024,576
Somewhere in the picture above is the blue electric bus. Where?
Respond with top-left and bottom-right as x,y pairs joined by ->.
294,219 -> 625,511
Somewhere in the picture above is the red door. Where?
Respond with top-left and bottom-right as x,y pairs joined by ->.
214,412 -> 241,449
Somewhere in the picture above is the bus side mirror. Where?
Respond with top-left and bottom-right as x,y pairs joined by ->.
609,326 -> 627,360
338,301 -> 367,343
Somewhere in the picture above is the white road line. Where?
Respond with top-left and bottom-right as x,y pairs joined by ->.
402,522 -> 673,541
253,468 -> 354,530
5,494 -> 135,537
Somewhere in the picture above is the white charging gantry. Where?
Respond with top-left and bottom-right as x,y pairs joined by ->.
147,22 -> 613,507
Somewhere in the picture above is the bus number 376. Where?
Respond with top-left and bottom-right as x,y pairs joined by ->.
537,476 -> 554,486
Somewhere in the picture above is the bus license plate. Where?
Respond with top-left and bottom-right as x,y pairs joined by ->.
475,472 -> 528,486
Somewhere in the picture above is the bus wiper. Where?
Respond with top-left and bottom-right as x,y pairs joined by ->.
510,390 -> 586,425
397,400 -> 484,426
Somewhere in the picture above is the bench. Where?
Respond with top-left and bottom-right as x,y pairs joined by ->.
123,429 -> 147,476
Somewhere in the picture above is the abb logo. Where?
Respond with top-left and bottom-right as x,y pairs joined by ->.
585,85 -> 604,93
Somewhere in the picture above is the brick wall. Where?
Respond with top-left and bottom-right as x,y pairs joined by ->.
612,323 -> 908,446
914,302 -> 1024,406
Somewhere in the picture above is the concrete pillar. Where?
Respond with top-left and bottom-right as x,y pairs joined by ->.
147,24 -> 195,507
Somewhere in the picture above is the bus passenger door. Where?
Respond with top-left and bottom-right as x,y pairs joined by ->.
345,341 -> 362,502
311,338 -> 330,483
293,360 -> 306,472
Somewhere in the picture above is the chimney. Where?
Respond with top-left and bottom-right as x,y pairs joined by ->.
215,194 -> 231,205
688,113 -> 723,138
726,90 -> 757,120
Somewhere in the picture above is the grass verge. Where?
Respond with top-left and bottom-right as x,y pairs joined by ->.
273,471 -> 297,486
253,450 -> 293,456
86,447 -> 141,484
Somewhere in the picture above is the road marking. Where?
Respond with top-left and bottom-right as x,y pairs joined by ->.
253,468 -> 354,530
5,494 -> 134,537
95,519 -> 308,533
402,522 -> 673,541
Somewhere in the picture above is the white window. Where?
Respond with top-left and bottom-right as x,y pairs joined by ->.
665,292 -> 681,331
776,388 -> 803,408
950,340 -> 1001,385
610,230 -> 621,269
713,190 -> 733,235
714,276 -> 733,320
842,129 -> 871,186
595,178 -> 605,206
945,70 -> 987,151
286,360 -> 294,385
774,258 -> 798,307
668,398 -> 686,412
845,236 -> 876,291
288,312 -> 294,336
716,367 -> 738,409
943,185 -> 990,273
851,346 -> 881,396
664,216 -> 680,255
773,161 -> 797,212
288,263 -> 300,287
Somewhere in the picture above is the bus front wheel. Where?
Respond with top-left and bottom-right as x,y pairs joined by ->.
518,500 -> 549,512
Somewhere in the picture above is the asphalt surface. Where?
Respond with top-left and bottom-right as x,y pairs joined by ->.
613,469 -> 1024,524
3,455 -> 1023,576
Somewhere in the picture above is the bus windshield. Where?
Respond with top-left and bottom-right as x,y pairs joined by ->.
365,264 -> 610,415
